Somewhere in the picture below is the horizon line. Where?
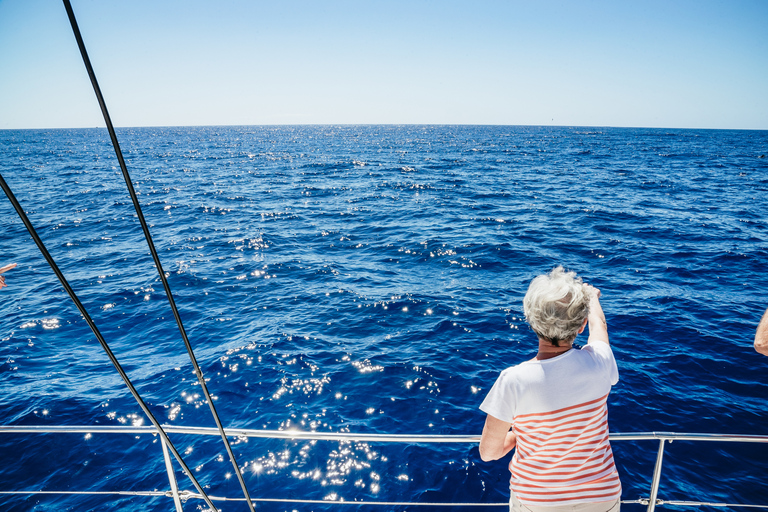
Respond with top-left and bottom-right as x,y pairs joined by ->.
2,123 -> 767,132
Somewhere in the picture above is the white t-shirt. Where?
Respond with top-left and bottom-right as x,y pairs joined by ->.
480,341 -> 621,505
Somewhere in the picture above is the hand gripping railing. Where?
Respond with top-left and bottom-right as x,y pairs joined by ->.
1,426 -> 767,510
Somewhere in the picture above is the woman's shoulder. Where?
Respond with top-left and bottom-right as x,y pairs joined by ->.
579,342 -> 620,384
581,340 -> 615,358
495,358 -> 546,383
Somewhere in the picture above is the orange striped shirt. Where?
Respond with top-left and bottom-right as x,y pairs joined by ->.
510,393 -> 620,503
480,342 -> 621,505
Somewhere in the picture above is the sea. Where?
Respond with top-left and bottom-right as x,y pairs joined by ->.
1,125 -> 767,512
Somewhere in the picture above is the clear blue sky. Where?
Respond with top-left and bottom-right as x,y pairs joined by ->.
1,0 -> 766,129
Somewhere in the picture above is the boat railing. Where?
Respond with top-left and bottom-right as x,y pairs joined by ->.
1,426 -> 767,511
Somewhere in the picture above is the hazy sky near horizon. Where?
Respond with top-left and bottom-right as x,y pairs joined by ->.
1,0 -> 767,130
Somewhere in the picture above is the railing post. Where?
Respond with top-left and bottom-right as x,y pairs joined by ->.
160,434 -> 184,512
647,438 -> 666,512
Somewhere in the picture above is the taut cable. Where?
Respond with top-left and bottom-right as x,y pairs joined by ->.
0,172 -> 219,512
60,1 -> 255,510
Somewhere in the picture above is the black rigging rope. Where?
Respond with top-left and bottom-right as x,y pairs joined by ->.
60,1 -> 255,510
0,173 -> 218,512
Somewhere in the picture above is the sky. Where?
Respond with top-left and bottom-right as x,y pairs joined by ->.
1,0 -> 767,130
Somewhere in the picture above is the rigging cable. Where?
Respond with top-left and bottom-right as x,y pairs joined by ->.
0,173 -> 219,512
60,1 -> 255,510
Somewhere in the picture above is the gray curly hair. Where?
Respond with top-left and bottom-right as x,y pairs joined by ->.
523,266 -> 590,346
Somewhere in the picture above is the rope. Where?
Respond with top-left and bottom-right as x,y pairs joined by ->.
60,1 -> 254,511
0,174 -> 218,512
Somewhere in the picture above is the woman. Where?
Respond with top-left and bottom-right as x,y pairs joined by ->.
479,267 -> 621,512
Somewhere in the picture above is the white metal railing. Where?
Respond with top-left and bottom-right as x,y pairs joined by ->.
1,426 -> 767,511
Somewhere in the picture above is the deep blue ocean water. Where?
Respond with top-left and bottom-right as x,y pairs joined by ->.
1,125 -> 767,511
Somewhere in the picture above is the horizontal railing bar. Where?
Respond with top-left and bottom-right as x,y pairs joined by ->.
1,425 -> 767,444
0,490 -> 169,497
0,425 -> 478,443
609,432 -> 768,443
174,493 -> 664,506
3,490 -> 767,510
0,488 -> 639,508
210,495 -> 509,507
2,490 -> 765,509
660,501 -> 768,509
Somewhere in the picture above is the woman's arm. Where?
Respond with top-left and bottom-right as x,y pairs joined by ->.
585,285 -> 609,345
479,414 -> 516,461
756,307 -> 768,356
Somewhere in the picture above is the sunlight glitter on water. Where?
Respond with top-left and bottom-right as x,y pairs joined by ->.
2,126 -> 768,510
